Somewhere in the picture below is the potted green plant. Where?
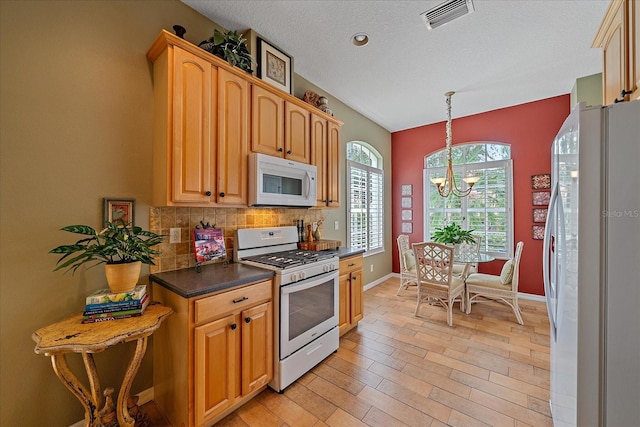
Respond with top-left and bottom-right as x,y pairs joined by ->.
199,29 -> 255,74
431,221 -> 476,245
50,220 -> 164,292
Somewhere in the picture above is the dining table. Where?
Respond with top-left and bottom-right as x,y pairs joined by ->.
453,252 -> 495,278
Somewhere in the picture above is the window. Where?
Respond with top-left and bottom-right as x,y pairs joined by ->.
347,142 -> 384,254
424,142 -> 514,258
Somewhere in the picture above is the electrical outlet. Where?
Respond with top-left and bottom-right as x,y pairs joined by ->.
370,264 -> 374,272
334,220 -> 339,230
169,228 -> 181,244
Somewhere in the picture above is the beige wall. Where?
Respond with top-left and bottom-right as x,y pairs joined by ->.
293,76 -> 392,285
0,1 -> 391,425
571,73 -> 603,108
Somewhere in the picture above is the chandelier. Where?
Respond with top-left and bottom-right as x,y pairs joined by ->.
430,91 -> 479,197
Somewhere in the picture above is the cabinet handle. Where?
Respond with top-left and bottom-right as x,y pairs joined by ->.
205,191 -> 212,196
287,150 -> 292,154
614,89 -> 632,103
328,200 -> 333,203
219,192 -> 225,197
278,148 -> 283,152
348,263 -> 355,267
232,296 -> 248,304
230,323 -> 237,330
245,317 -> 251,324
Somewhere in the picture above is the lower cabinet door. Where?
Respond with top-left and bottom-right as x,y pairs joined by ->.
338,273 -> 350,335
194,313 -> 239,426
241,301 -> 273,395
350,269 -> 364,324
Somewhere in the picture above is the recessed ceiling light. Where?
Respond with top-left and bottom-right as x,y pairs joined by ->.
351,33 -> 369,46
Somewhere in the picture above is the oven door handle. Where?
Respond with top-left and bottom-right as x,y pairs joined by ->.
281,272 -> 338,295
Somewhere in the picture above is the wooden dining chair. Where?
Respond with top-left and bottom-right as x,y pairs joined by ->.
465,241 -> 525,325
412,242 -> 466,327
396,234 -> 418,295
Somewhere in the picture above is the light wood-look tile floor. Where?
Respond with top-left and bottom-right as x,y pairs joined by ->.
216,277 -> 552,427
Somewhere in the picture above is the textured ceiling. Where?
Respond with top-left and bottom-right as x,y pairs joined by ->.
182,0 -> 609,132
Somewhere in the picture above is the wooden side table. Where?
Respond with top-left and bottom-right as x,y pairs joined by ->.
32,303 -> 172,427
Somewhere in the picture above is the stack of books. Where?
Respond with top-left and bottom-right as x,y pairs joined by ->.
82,285 -> 149,324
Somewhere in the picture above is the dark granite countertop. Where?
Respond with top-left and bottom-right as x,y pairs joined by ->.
150,262 -> 274,299
323,247 -> 365,258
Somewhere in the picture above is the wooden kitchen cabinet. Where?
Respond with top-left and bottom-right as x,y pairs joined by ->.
338,254 -> 363,335
152,279 -> 273,427
251,85 -> 284,157
148,30 -> 342,207
150,45 -> 216,205
217,68 -> 249,206
593,0 -> 639,104
148,34 -> 248,207
251,86 -> 310,163
311,113 -> 341,208
284,102 -> 311,164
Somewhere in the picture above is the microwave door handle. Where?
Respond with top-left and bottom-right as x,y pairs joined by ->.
305,171 -> 312,197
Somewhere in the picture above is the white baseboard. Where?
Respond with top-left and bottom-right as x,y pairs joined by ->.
364,273 -> 395,291
69,387 -> 154,427
517,292 -> 546,302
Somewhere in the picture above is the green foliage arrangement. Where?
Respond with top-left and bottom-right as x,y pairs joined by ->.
50,220 -> 164,273
199,29 -> 254,74
431,221 -> 476,245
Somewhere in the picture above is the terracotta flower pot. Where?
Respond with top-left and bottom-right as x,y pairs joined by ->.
104,261 -> 142,293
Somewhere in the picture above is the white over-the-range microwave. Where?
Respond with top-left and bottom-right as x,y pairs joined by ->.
248,153 -> 317,207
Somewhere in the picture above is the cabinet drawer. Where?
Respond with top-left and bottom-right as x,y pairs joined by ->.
339,255 -> 363,274
195,280 -> 272,324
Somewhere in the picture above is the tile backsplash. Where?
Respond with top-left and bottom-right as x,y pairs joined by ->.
149,207 -> 325,273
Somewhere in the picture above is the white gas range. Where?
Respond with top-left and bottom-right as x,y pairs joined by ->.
235,226 -> 340,392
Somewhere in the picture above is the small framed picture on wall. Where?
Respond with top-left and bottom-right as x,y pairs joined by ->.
531,174 -> 551,189
401,197 -> 412,208
103,198 -> 135,225
532,191 -> 551,206
401,184 -> 413,196
532,225 -> 545,240
533,208 -> 548,223
402,223 -> 413,233
401,210 -> 413,221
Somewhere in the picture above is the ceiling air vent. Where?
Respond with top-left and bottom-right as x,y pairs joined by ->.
420,0 -> 475,30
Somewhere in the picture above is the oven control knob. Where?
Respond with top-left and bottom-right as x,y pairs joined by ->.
299,271 -> 305,280
290,273 -> 298,282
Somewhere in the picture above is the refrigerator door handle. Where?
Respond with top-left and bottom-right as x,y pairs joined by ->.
544,182 -> 559,339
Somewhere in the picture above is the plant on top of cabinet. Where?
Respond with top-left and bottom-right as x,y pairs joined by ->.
199,29 -> 255,74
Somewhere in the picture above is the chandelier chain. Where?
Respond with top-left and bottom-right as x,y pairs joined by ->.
430,91 -> 478,198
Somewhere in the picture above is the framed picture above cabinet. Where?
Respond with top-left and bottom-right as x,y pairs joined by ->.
257,37 -> 293,94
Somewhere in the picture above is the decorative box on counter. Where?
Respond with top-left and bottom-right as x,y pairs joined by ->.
297,240 -> 341,251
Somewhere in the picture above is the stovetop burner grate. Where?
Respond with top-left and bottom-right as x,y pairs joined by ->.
242,250 -> 334,269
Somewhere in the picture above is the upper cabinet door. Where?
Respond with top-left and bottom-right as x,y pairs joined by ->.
217,68 -> 249,206
327,121 -> 341,208
593,0 -> 639,103
631,0 -> 639,100
285,102 -> 311,164
251,85 -> 284,157
311,114 -> 328,207
172,48 -> 215,204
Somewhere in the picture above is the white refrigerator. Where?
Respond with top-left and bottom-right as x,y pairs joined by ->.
543,100 -> 640,427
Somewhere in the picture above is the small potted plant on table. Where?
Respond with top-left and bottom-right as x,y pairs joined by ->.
50,220 -> 164,292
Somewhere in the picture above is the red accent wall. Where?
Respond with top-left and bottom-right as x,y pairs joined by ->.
391,95 -> 570,295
